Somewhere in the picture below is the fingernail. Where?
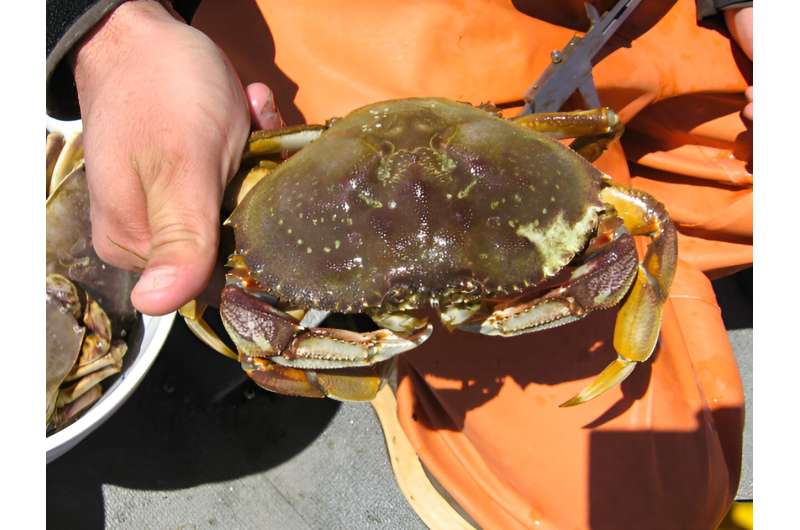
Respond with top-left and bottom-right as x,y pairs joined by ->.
133,266 -> 177,295
260,89 -> 275,111
259,93 -> 284,128
260,112 -> 284,129
259,112 -> 283,129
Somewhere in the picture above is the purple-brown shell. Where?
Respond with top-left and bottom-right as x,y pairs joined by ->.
230,98 -> 606,312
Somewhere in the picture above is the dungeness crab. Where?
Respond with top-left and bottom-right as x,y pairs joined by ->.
183,98 -> 677,406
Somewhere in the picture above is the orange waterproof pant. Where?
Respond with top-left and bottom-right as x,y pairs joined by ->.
195,1 -> 752,528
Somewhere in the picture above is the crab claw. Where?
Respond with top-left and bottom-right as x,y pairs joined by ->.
276,326 -> 433,370
180,285 -> 433,401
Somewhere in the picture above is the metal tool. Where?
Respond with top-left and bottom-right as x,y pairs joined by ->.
520,0 -> 643,115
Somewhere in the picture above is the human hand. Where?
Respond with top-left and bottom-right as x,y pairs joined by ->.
74,1 -> 279,315
725,6 -> 753,120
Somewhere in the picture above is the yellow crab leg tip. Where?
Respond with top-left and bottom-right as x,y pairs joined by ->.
179,301 -> 239,361
559,356 -> 636,407
183,318 -> 239,361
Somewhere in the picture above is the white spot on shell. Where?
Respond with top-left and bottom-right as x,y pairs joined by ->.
515,209 -> 599,277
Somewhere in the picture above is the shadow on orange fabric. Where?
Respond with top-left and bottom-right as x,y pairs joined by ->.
193,0 -> 751,527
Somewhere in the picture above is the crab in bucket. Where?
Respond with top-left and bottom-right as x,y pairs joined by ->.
182,98 -> 677,406
46,132 -> 138,432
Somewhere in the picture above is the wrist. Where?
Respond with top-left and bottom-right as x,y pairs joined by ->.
73,1 -> 183,88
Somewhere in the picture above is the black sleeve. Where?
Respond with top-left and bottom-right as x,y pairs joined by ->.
46,0 -> 203,120
696,0 -> 753,19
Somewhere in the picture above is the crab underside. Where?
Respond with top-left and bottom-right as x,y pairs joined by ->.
182,98 -> 677,406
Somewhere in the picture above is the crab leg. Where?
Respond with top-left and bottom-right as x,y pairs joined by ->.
179,300 -> 238,361
243,125 -> 325,160
560,185 -> 678,406
511,108 -> 624,161
46,132 -> 65,196
49,131 -> 84,196
179,298 -> 337,397
48,385 -> 103,432
453,208 -> 673,405
240,352 -> 390,400
216,286 -> 432,401
512,108 -> 619,138
222,286 -> 431,368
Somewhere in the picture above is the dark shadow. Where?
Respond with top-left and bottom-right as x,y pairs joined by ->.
736,127 -> 754,175
588,408 -> 743,529
192,1 -> 305,125
729,39 -> 753,86
123,316 -> 146,368
512,0 -> 601,31
400,307 -> 653,430
47,318 -> 339,529
398,267 -> 753,431
711,268 -> 753,330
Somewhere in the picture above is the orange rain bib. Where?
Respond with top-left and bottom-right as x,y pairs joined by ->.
194,1 -> 751,528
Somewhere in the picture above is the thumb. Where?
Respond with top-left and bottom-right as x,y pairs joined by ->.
131,169 -> 222,315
